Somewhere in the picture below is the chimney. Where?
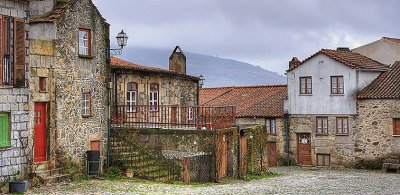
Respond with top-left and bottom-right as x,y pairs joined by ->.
336,47 -> 351,52
169,46 -> 186,74
29,0 -> 56,17
289,57 -> 301,70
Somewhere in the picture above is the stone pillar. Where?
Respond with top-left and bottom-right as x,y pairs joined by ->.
169,46 -> 186,74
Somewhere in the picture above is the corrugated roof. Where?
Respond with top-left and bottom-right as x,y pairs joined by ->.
357,61 -> 400,99
288,49 -> 389,71
200,85 -> 287,118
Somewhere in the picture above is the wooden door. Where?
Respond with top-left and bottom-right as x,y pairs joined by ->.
239,137 -> 248,177
216,134 -> 228,179
34,103 -> 47,163
297,133 -> 311,165
267,142 -> 278,167
170,107 -> 177,125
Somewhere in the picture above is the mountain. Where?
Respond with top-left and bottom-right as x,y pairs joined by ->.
119,47 -> 287,87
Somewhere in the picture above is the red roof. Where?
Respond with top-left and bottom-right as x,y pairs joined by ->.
111,56 -> 199,81
383,37 -> 400,44
289,49 -> 389,71
200,85 -> 287,118
357,61 -> 400,99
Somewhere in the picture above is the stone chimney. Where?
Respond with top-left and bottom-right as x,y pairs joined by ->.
336,47 -> 351,52
289,57 -> 301,70
29,0 -> 56,17
169,46 -> 186,74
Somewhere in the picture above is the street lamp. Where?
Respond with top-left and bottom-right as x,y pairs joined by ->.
111,30 -> 129,55
199,74 -> 205,88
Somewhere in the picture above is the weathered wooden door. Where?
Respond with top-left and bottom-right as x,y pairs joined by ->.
297,133 -> 311,165
34,103 -> 47,163
267,142 -> 278,167
240,137 -> 248,177
170,107 -> 177,125
216,134 -> 228,179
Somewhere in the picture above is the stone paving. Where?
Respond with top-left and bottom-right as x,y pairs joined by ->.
28,166 -> 400,195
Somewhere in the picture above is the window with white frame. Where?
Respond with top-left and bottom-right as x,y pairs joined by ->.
149,83 -> 159,111
336,117 -> 349,135
266,119 -> 276,134
331,76 -> 344,94
78,29 -> 91,56
82,92 -> 92,116
316,117 -> 328,134
188,107 -> 194,121
127,82 -> 137,112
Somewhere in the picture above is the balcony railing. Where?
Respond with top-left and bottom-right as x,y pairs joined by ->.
111,105 -> 236,130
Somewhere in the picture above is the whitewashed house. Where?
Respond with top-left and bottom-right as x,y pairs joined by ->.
284,48 -> 388,167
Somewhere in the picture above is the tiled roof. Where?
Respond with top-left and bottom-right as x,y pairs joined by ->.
200,85 -> 287,118
111,56 -> 199,81
288,49 -> 389,71
383,37 -> 400,44
29,1 -> 71,23
357,61 -> 400,99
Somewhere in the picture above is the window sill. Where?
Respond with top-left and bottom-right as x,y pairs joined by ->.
299,94 -> 312,96
82,115 -> 93,118
79,55 -> 93,59
316,133 -> 329,136
39,90 -> 48,93
267,133 -> 277,136
336,134 -> 349,136
392,135 -> 400,137
0,145 -> 12,151
0,86 -> 13,89
330,94 -> 345,96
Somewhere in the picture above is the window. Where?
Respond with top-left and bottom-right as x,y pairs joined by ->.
78,29 -> 91,56
331,76 -> 344,94
127,82 -> 137,112
34,110 -> 41,124
82,92 -> 92,116
317,154 -> 330,166
188,107 -> 194,121
39,77 -> 46,92
149,84 -> 159,111
266,119 -> 276,134
0,113 -> 9,147
0,16 -> 25,87
300,77 -> 312,94
316,117 -> 328,134
336,117 -> 349,135
394,118 -> 400,136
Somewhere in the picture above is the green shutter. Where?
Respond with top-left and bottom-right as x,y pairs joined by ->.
0,113 -> 9,147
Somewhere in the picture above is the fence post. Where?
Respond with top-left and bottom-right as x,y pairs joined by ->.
182,157 -> 190,184
107,118 -> 111,167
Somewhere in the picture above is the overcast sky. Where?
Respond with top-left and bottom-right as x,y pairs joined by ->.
92,0 -> 400,74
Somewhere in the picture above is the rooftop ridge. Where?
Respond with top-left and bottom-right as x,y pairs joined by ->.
201,84 -> 287,90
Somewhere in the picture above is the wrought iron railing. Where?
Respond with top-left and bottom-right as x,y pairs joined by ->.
111,105 -> 236,130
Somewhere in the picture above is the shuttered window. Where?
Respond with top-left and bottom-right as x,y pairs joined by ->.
394,119 -> 400,136
0,113 -> 10,147
13,18 -> 25,87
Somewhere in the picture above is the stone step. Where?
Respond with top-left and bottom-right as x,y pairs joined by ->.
40,174 -> 70,186
34,168 -> 62,178
33,161 -> 49,171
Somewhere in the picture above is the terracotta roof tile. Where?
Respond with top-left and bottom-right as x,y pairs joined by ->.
200,85 -> 287,118
289,49 -> 389,71
357,61 -> 400,99
111,56 -> 199,81
383,37 -> 400,44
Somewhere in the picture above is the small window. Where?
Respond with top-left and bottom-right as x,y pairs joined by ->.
0,113 -> 10,147
127,82 -> 137,113
78,29 -> 91,56
316,117 -> 328,134
331,76 -> 344,94
394,118 -> 400,136
266,119 -> 276,134
149,84 -> 159,111
188,107 -> 194,121
336,117 -> 349,135
34,110 -> 41,125
300,77 -> 312,94
82,92 -> 92,116
317,154 -> 330,166
39,77 -> 47,92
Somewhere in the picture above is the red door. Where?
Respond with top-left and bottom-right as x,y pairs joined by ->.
34,103 -> 47,163
240,137 -> 248,177
267,142 -> 278,167
298,133 -> 311,165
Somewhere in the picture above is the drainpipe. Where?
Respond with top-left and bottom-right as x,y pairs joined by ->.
284,113 -> 290,166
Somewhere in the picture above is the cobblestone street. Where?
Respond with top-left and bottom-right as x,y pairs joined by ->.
28,167 -> 400,195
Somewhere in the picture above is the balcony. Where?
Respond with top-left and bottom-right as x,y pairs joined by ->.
110,105 -> 236,130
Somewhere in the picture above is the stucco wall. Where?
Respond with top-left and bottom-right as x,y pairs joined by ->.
285,54 -> 381,115
353,39 -> 400,65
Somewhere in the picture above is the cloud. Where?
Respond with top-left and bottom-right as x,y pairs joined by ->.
93,0 -> 400,74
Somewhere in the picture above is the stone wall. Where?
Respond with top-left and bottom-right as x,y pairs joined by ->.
29,0 -> 109,168
115,73 -> 198,106
0,0 -> 29,182
355,99 -> 400,164
289,114 -> 356,167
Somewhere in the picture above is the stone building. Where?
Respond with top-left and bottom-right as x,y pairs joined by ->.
200,85 -> 288,166
355,61 -> 400,166
353,37 -> 400,66
28,0 -> 110,175
0,0 -> 29,182
284,48 -> 389,167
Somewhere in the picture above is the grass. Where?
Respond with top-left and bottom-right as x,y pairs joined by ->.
244,172 -> 282,181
